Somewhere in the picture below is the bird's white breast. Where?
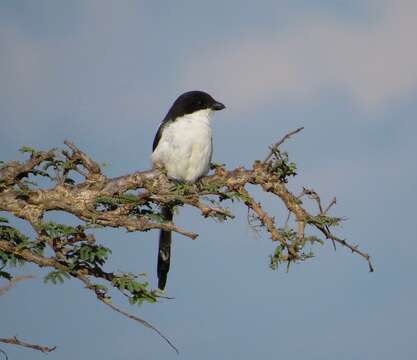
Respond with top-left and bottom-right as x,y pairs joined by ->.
151,109 -> 213,183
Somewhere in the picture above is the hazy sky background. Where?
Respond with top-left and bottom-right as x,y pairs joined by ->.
1,1 -> 417,359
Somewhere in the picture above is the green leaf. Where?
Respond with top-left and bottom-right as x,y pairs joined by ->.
14,187 -> 30,200
307,215 -> 343,227
0,225 -> 30,244
269,244 -> 287,271
0,270 -> 12,280
0,216 -> 9,223
95,193 -> 141,212
269,149 -> 298,183
67,244 -> 111,268
38,221 -> 79,239
9,254 -> 26,267
110,272 -> 157,305
0,250 -> 10,265
93,284 -> 108,293
44,270 -> 70,285
19,146 -> 37,154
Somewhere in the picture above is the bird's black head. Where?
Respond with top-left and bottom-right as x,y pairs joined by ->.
165,90 -> 225,121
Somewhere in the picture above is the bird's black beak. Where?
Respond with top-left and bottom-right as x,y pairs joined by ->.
212,101 -> 226,111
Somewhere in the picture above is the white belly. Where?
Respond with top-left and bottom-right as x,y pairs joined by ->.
151,113 -> 213,183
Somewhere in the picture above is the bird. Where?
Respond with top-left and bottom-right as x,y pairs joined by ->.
151,91 -> 226,290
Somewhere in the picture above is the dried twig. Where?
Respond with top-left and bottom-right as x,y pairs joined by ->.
0,337 -> 56,354
0,150 -> 55,187
0,275 -> 34,297
77,275 -> 179,354
302,187 -> 337,249
264,127 -> 304,163
316,227 -> 374,272
64,140 -> 101,176
102,300 -> 179,354
324,197 -> 337,214
238,187 -> 284,243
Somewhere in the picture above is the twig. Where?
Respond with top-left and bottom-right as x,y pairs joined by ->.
78,275 -> 179,354
64,140 -> 102,177
302,187 -> 324,213
103,300 -> 179,354
0,275 -> 34,296
0,150 -> 55,186
302,188 -> 336,249
324,197 -> 337,214
238,187 -> 284,243
264,127 -> 304,163
317,226 -> 374,272
0,337 -> 56,354
0,241 -> 63,269
284,211 -> 291,229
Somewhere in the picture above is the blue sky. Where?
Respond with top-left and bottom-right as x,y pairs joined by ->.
1,1 -> 417,359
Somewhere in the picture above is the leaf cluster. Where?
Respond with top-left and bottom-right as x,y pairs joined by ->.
268,149 -> 297,183
0,220 -> 45,278
112,273 -> 158,305
269,229 -> 323,271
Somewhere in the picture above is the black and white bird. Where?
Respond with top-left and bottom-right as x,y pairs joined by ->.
151,91 -> 225,290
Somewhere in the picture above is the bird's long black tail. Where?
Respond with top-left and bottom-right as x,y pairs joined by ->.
157,206 -> 173,290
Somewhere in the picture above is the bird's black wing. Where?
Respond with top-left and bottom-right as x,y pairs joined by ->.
152,111 -> 176,152
152,122 -> 165,151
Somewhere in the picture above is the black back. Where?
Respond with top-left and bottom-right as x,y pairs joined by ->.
152,91 -> 221,151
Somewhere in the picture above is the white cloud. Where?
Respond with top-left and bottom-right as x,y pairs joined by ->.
181,0 -> 417,112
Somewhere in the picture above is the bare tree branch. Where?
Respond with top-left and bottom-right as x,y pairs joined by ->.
238,187 -> 285,243
324,197 -> 337,214
63,140 -> 102,178
0,150 -> 55,187
0,275 -> 34,297
77,275 -> 179,354
316,226 -> 374,272
0,337 -> 56,354
264,127 -> 304,163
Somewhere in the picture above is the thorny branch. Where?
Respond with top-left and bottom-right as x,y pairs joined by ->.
264,126 -> 304,163
77,274 -> 179,354
0,128 -> 373,354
